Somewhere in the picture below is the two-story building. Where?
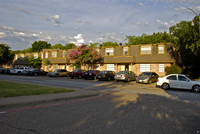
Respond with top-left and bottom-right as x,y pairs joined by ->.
12,43 -> 176,76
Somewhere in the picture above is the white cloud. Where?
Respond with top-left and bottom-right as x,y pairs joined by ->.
46,14 -> 61,27
97,32 -> 125,43
138,3 -> 144,6
0,32 -> 6,38
70,34 -> 85,46
156,19 -> 170,30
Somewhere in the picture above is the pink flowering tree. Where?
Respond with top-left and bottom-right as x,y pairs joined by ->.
69,44 -> 102,69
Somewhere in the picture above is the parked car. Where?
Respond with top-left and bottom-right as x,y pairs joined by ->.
96,71 -> 115,81
136,72 -> 159,84
157,74 -> 200,93
10,67 -> 30,75
23,69 -> 48,76
83,70 -> 100,80
22,68 -> 35,75
69,69 -> 85,79
2,68 -> 11,74
47,69 -> 69,77
115,71 -> 137,82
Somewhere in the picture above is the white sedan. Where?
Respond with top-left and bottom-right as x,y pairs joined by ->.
156,74 -> 200,93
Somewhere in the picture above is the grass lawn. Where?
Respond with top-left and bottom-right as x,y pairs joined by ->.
0,80 -> 74,98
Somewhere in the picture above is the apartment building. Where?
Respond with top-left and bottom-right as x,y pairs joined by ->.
13,43 -> 176,76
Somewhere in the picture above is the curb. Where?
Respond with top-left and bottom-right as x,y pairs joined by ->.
0,91 -> 99,109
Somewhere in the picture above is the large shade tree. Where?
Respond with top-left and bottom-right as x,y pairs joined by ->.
0,44 -> 14,64
169,16 -> 200,78
125,32 -> 173,45
32,41 -> 51,52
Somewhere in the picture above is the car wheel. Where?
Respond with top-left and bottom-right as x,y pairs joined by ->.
71,77 -> 74,79
162,83 -> 170,90
192,85 -> 200,93
93,76 -> 96,80
107,77 -> 111,81
18,72 -> 21,75
78,75 -> 81,79
127,78 -> 131,82
34,73 -> 37,76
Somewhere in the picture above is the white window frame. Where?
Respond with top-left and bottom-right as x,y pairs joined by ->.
52,51 -> 57,58
141,45 -> 152,55
33,53 -> 38,59
158,45 -> 164,54
140,64 -> 150,72
45,52 -> 48,58
159,64 -> 165,72
62,51 -> 66,57
105,48 -> 114,56
123,47 -> 129,55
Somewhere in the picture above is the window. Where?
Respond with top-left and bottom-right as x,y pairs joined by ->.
41,53 -> 43,59
45,52 -> 48,58
33,53 -> 38,58
106,64 -> 115,71
20,54 -> 24,58
105,48 -> 114,56
96,48 -> 100,53
159,64 -> 165,72
140,64 -> 150,72
178,76 -> 188,81
52,51 -> 57,58
141,45 -> 151,55
62,51 -> 66,57
123,47 -> 129,55
158,45 -> 164,54
167,75 -> 177,80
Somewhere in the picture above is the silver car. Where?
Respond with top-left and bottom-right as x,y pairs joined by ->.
115,71 -> 137,82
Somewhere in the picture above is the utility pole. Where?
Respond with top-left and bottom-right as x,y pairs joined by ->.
187,8 -> 200,38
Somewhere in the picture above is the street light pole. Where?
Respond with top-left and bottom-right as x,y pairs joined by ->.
187,8 -> 200,38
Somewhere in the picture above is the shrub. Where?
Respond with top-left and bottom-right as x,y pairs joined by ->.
165,65 -> 182,75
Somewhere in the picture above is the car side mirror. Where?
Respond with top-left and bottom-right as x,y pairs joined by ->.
186,79 -> 190,82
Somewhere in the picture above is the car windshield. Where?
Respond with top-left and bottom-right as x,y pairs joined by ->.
140,72 -> 151,76
88,70 -> 95,73
99,71 -> 108,74
117,71 -> 128,74
54,70 -> 60,72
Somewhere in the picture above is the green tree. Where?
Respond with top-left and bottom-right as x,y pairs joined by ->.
27,57 -> 42,69
32,41 -> 51,52
0,44 -> 14,64
51,44 -> 65,49
102,42 -> 119,47
89,43 -> 99,48
125,32 -> 173,45
169,16 -> 200,78
65,43 -> 77,50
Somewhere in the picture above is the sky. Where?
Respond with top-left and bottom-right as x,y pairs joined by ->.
0,0 -> 200,50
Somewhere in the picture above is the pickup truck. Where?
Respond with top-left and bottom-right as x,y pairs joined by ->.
10,67 -> 30,75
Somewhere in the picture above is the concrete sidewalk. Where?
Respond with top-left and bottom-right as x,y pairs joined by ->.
0,89 -> 99,109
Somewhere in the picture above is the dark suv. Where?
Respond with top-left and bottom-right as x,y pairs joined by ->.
96,71 -> 115,81
83,70 -> 100,80
69,69 -> 85,79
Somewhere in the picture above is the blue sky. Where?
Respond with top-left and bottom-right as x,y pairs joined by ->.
0,0 -> 200,50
